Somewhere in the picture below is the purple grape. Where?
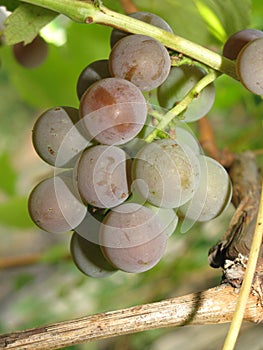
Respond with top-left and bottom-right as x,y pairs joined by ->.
236,37 -> 263,95
76,59 -> 111,100
223,29 -> 263,60
79,77 -> 147,145
109,34 -> 171,91
32,106 -> 90,168
70,232 -> 117,278
13,35 -> 48,68
99,203 -> 167,273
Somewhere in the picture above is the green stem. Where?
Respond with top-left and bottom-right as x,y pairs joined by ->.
20,0 -> 238,80
21,0 -> 98,22
145,70 -> 220,143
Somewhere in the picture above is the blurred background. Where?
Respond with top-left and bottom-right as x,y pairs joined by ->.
0,0 -> 262,349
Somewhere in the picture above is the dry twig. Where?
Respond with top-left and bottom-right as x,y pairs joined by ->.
0,284 -> 261,350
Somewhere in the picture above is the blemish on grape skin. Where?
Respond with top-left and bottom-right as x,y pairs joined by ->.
48,146 -> 55,155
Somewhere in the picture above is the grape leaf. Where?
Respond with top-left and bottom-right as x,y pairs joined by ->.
0,0 -> 20,12
4,3 -> 57,45
194,0 -> 227,42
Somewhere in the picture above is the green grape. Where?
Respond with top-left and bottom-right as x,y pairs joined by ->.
180,155 -> 232,229
132,138 -> 200,208
157,64 -> 215,122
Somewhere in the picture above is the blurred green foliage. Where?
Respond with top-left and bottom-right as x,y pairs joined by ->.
0,1 -> 262,349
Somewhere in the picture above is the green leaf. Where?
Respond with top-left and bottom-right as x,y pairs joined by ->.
4,3 -> 57,45
0,0 -> 20,12
0,153 -> 17,196
194,0 -> 227,43
0,196 -> 34,228
201,0 -> 252,37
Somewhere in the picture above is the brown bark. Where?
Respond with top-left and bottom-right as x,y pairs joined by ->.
0,284 -> 262,350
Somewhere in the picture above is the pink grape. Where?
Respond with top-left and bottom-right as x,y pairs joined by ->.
109,34 -> 171,91
28,172 -> 87,234
76,145 -> 131,208
99,203 -> 167,273
79,78 -> 147,145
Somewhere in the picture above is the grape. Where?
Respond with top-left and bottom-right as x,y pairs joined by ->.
174,123 -> 201,155
28,172 -> 87,233
70,232 -> 117,278
223,29 -> 263,60
236,37 -> 263,96
13,35 -> 48,68
132,138 -> 200,208
109,34 -> 171,91
157,65 -> 215,122
110,11 -> 173,48
32,107 -> 90,168
76,145 -> 131,208
76,59 -> 111,100
180,155 -> 232,228
99,203 -> 167,273
79,77 -> 147,145
144,203 -> 178,238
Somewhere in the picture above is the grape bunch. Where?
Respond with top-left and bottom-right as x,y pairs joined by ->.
29,11 -> 234,278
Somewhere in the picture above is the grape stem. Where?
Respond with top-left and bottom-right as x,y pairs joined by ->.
221,180 -> 263,350
145,70 -> 221,143
20,0 -> 238,79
